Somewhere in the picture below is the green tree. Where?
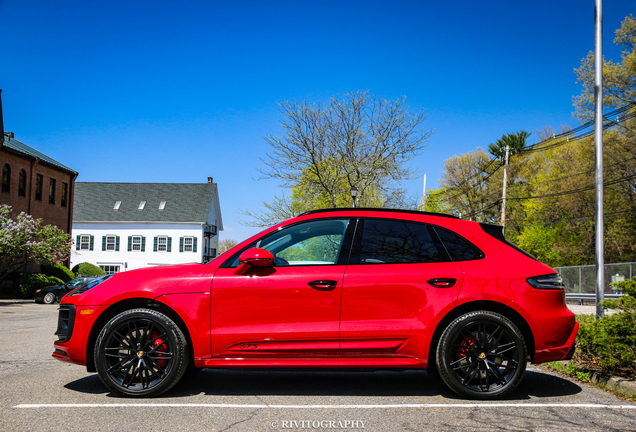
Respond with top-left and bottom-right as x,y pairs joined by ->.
0,205 -> 72,284
242,91 -> 432,227
487,131 -> 531,160
574,14 -> 636,121
218,238 -> 239,254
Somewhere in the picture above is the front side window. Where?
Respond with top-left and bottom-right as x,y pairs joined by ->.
224,219 -> 350,267
354,219 -> 442,264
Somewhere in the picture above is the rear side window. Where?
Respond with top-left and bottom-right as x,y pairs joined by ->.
432,226 -> 485,261
354,219 -> 443,264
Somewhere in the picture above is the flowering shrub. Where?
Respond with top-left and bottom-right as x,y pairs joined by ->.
0,205 -> 72,285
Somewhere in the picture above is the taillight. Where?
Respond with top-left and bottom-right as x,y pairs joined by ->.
526,273 -> 565,290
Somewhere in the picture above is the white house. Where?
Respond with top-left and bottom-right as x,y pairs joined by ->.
70,178 -> 222,274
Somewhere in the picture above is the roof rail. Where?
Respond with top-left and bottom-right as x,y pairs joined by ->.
298,208 -> 459,219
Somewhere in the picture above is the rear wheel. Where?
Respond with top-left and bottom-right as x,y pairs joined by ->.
94,308 -> 189,397
436,310 -> 527,399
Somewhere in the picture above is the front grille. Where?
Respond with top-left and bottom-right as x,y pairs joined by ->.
55,304 -> 76,342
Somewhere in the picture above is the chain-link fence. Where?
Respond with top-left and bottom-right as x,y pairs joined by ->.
554,262 -> 634,296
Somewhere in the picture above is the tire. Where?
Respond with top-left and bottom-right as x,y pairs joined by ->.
94,308 -> 189,397
43,292 -> 57,304
436,310 -> 527,399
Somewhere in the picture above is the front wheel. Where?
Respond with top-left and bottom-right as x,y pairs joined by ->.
436,310 -> 527,399
94,308 -> 189,397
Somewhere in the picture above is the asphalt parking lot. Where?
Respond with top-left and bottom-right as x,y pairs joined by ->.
1,302 -> 635,432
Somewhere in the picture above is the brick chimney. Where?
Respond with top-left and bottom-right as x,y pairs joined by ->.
207,177 -> 213,183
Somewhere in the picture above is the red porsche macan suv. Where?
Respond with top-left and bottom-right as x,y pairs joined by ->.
53,209 -> 578,399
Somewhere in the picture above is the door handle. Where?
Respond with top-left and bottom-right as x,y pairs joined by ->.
427,278 -> 457,288
308,280 -> 338,291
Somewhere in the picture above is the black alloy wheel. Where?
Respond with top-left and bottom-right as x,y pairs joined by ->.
436,310 -> 527,399
94,308 -> 189,397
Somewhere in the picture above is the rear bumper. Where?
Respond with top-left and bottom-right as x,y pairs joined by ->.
533,321 -> 579,364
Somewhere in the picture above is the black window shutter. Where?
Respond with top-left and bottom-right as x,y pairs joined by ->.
167,237 -> 172,252
115,236 -> 120,251
90,235 -> 94,251
128,236 -> 132,252
153,237 -> 158,252
141,237 -> 146,252
179,237 -> 184,253
76,235 -> 80,251
102,236 -> 106,251
193,237 -> 197,252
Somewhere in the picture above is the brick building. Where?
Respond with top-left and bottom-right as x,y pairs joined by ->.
1,132 -> 78,234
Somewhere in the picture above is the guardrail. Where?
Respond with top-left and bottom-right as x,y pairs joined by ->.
565,292 -> 624,305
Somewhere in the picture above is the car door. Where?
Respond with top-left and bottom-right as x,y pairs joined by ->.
210,218 -> 354,358
340,218 -> 464,359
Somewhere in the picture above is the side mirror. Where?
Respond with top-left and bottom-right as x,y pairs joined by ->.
233,248 -> 275,275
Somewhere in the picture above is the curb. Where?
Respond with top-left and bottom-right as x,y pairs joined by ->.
0,299 -> 35,304
589,370 -> 636,397
549,361 -> 636,398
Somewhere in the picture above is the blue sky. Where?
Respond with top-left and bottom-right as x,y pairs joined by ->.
1,1 -> 634,242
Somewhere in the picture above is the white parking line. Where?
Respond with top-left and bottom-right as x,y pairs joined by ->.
14,403 -> 636,409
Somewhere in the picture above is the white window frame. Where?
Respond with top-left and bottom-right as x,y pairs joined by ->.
183,236 -> 194,252
106,235 -> 116,251
99,264 -> 121,274
131,236 -> 142,251
157,236 -> 168,252
80,235 -> 90,250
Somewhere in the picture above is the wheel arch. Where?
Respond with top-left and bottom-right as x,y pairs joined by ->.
428,300 -> 536,369
85,297 -> 194,373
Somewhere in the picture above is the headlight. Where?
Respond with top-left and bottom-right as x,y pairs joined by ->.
527,273 -> 565,290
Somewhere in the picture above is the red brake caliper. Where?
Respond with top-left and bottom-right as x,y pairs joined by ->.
458,334 -> 476,357
151,331 -> 168,368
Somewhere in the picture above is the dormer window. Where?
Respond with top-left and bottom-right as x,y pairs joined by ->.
138,201 -> 146,210
114,201 -> 122,210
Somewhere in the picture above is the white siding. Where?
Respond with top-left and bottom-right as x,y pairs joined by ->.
71,222 -> 204,272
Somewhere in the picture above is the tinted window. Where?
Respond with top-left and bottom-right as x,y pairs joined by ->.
357,219 -> 441,264
432,226 -> 485,261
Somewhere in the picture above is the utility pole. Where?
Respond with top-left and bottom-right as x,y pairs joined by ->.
500,146 -> 510,235
420,174 -> 427,210
594,0 -> 605,319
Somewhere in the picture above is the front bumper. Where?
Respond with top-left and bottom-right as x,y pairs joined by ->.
52,303 -> 107,366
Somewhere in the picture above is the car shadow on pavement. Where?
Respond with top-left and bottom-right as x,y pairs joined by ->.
65,367 -> 583,400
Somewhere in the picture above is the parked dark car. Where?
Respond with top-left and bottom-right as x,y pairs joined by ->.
35,277 -> 96,304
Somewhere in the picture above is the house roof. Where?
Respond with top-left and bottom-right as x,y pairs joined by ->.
2,133 -> 78,175
73,182 -> 222,227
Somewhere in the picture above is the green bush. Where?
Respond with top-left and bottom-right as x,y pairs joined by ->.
574,277 -> 636,376
40,263 -> 75,283
15,273 -> 65,298
71,262 -> 106,277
